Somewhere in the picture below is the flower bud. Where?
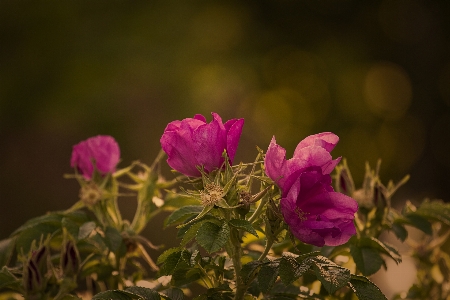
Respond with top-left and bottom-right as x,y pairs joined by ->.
334,160 -> 355,196
265,199 -> 283,239
236,191 -> 251,217
23,245 -> 49,295
61,240 -> 80,277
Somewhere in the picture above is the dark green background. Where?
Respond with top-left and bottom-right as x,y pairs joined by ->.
1,0 -> 450,246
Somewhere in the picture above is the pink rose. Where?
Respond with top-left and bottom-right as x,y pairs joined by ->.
264,133 -> 357,247
71,135 -> 120,180
160,113 -> 244,177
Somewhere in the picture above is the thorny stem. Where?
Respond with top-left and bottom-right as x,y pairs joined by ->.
229,227 -> 246,300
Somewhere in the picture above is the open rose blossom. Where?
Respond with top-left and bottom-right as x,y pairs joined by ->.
264,133 -> 358,247
71,135 -> 120,180
160,112 -> 244,177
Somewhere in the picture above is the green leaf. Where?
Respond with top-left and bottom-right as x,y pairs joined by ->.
176,205 -> 215,229
15,223 -> 58,254
61,217 -> 80,239
241,261 -> 262,285
405,213 -> 432,235
0,266 -> 22,292
163,193 -> 200,209
92,290 -> 143,300
392,222 -> 408,241
350,245 -> 384,276
358,237 -> 401,264
348,275 -> 387,300
196,222 -> 230,253
414,199 -> 450,225
164,206 -> 204,227
0,238 -> 15,267
78,221 -> 97,239
126,286 -> 161,299
278,253 -> 314,285
310,256 -> 350,294
157,247 -> 182,265
228,219 -> 258,237
160,250 -> 191,276
162,288 -> 184,300
258,260 -> 279,293
104,226 -> 123,254
11,213 -> 63,235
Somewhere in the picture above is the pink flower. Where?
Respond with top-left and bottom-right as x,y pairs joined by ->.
264,133 -> 357,247
160,113 -> 244,177
71,135 -> 120,180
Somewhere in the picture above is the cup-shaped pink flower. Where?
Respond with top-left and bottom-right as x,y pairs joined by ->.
264,133 -> 358,247
265,133 -> 341,197
160,113 -> 244,177
71,135 -> 120,180
280,168 -> 357,247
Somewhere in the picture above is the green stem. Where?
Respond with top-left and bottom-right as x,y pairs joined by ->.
228,227 -> 248,300
257,237 -> 274,262
248,195 -> 269,224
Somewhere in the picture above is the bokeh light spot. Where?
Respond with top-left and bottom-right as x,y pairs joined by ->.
251,90 -> 295,142
364,61 -> 412,119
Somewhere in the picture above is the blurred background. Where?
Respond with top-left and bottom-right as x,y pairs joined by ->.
0,0 -> 449,296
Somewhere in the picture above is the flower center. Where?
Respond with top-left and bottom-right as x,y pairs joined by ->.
200,183 -> 224,206
295,207 -> 309,221
80,183 -> 102,207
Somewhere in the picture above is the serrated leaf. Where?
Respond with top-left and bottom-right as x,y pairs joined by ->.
78,221 -> 97,240
160,250 -> 191,276
196,222 -> 230,253
126,286 -> 161,299
241,261 -> 262,285
350,245 -> 384,276
157,247 -> 181,265
348,275 -> 387,300
358,237 -> 401,264
311,255 -> 350,294
178,218 -> 216,247
258,260 -> 279,293
162,288 -> 184,300
228,219 -> 258,237
92,290 -> 142,300
164,206 -> 204,227
279,253 -> 314,285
